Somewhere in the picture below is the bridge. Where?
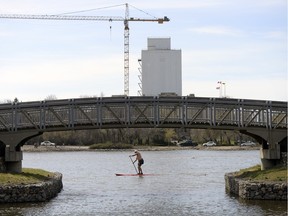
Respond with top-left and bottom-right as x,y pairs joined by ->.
0,96 -> 287,172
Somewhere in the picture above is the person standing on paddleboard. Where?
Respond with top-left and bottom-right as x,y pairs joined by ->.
130,150 -> 144,174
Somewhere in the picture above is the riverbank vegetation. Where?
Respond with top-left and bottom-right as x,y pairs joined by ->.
234,165 -> 287,182
89,142 -> 133,150
26,128 -> 255,147
0,168 -> 53,185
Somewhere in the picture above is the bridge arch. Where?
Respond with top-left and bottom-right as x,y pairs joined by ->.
0,96 -> 286,172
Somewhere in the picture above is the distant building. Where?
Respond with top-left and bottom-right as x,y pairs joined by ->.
141,38 -> 182,96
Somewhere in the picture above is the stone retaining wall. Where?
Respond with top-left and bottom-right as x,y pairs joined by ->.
225,173 -> 287,200
0,172 -> 63,203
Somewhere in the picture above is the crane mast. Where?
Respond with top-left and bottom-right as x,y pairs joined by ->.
124,3 -> 130,96
0,4 -> 169,96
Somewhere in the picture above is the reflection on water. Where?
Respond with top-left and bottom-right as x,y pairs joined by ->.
0,150 -> 286,216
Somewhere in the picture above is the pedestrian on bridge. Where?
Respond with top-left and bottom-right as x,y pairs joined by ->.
130,150 -> 144,175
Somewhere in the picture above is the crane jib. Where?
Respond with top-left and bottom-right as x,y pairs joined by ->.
0,10 -> 170,96
0,14 -> 125,21
0,14 -> 170,23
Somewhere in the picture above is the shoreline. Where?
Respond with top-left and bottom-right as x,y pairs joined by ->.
225,172 -> 287,200
22,145 -> 260,152
0,172 -> 63,203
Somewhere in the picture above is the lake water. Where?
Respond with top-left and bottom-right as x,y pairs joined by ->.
0,149 -> 286,216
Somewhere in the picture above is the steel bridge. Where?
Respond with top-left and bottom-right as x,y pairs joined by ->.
0,96 -> 287,172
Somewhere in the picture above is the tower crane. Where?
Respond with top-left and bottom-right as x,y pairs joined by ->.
0,3 -> 169,96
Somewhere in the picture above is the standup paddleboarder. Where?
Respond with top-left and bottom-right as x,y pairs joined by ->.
130,150 -> 144,174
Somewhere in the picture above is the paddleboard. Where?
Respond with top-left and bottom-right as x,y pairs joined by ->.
115,173 -> 155,176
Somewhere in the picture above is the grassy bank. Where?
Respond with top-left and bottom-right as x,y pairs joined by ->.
0,168 -> 54,185
89,142 -> 133,150
234,165 -> 287,182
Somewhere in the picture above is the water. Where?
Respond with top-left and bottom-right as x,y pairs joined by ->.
0,150 -> 286,216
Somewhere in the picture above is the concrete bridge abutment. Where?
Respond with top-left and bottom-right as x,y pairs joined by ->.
240,129 -> 287,170
0,131 -> 42,173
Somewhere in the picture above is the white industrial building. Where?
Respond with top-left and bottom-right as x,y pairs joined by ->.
141,38 -> 182,96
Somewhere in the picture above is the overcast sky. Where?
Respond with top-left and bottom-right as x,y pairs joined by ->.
0,0 -> 286,102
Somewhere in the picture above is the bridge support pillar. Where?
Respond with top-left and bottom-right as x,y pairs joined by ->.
0,131 -> 42,173
240,129 -> 286,170
260,146 -> 281,170
5,161 -> 22,174
259,130 -> 284,170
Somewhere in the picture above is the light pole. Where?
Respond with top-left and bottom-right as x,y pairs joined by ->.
222,82 -> 226,98
216,81 -> 226,98
217,81 -> 222,97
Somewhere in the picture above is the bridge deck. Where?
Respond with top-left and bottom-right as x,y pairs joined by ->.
0,96 -> 286,133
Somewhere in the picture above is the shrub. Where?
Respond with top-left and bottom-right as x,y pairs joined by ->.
89,142 -> 133,150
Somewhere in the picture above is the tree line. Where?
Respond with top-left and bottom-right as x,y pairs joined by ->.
27,128 -> 254,146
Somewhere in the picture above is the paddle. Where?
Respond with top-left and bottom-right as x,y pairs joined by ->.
129,155 -> 138,174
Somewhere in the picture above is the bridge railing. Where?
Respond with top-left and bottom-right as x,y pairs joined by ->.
0,97 -> 287,133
